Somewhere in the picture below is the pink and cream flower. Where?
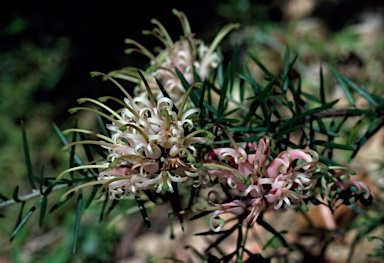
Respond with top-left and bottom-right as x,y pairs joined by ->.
204,137 -> 319,231
108,9 -> 239,106
57,72 -> 214,198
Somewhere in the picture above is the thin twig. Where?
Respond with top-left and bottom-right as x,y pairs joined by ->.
0,184 -> 70,210
270,108 -> 384,128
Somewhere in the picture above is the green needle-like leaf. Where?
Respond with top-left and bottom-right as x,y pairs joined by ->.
206,224 -> 238,251
0,193 -> 9,202
167,183 -> 184,231
314,140 -> 356,151
282,46 -> 290,91
277,100 -> 338,130
52,123 -> 83,166
39,196 -> 47,227
21,120 -> 36,189
73,189 -> 83,254
319,65 -> 326,104
175,67 -> 199,106
85,185 -> 100,209
340,74 -> 378,107
249,53 -> 274,79
135,195 -> 151,229
155,78 -> 179,112
96,114 -> 110,137
331,67 -> 355,106
217,62 -> 232,116
11,200 -> 42,241
49,191 -> 75,213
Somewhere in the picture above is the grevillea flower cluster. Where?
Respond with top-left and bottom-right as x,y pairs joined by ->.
108,9 -> 239,106
200,137 -> 372,232
54,9 -> 373,239
57,72 -> 214,198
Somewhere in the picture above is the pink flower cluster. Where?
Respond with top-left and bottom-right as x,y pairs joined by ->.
205,137 -> 318,231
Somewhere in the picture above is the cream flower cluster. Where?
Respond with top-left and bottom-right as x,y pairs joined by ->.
109,9 -> 239,106
58,72 -> 214,199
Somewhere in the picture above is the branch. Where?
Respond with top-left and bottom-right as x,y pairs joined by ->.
309,108 -> 384,121
0,184 -> 70,210
270,108 -> 384,128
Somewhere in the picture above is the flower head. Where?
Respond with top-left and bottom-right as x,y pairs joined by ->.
108,9 -> 239,106
59,72 -> 214,198
204,137 -> 320,230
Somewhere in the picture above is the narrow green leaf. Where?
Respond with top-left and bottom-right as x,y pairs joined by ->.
189,211 -> 212,221
78,133 -> 94,163
184,245 -> 206,260
316,118 -> 328,135
135,195 -> 151,229
155,78 -> 179,112
85,185 -> 100,209
12,186 -> 22,203
239,78 -> 245,102
302,92 -> 322,103
105,198 -> 120,217
52,123 -> 83,166
186,186 -> 197,210
49,191 -> 75,213
38,165 -> 45,195
262,230 -> 288,250
39,196 -> 47,227
249,53 -> 273,79
0,193 -> 9,202
217,49 -> 224,87
99,190 -> 109,223
96,114 -> 110,137
334,116 -> 348,134
275,124 -> 304,138
260,80 -> 275,131
282,46 -> 290,91
198,81 -> 207,118
11,200 -> 42,241
256,214 -> 288,247
206,223 -> 238,251
311,124 -> 339,137
69,123 -> 78,179
350,118 -> 384,160
21,120 -> 35,189
314,140 -> 356,151
327,120 -> 335,159
175,67 -> 199,106
236,219 -> 243,258
347,119 -> 364,145
167,183 -> 184,231
73,189 -> 83,254
371,94 -> 384,104
340,74 -> 378,107
241,98 -> 259,126
143,189 -> 157,204
319,65 -> 326,104
203,101 -> 218,115
217,61 -> 232,116
277,100 -> 339,130
330,67 -> 355,106
220,251 -> 236,262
